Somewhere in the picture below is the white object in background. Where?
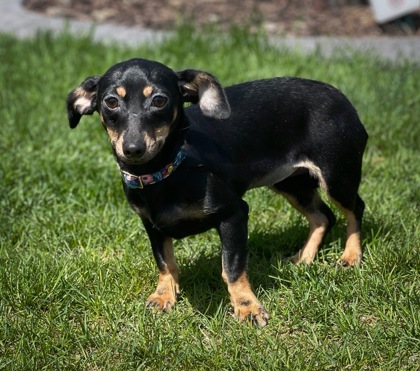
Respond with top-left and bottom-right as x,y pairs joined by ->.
370,0 -> 419,23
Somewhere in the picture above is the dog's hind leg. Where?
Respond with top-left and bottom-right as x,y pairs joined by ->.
330,193 -> 365,267
318,156 -> 365,267
273,172 -> 336,264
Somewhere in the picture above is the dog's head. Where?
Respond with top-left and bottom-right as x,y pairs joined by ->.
67,58 -> 230,165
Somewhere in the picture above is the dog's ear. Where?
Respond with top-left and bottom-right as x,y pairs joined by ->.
66,76 -> 101,128
177,69 -> 231,120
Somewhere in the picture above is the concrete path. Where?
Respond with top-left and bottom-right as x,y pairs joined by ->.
1,0 -> 419,62
270,36 -> 420,62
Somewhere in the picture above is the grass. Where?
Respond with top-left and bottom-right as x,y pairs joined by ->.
0,26 -> 419,369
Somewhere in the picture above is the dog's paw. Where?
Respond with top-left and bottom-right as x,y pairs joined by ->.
290,250 -> 315,265
337,251 -> 362,268
233,299 -> 270,327
146,270 -> 179,313
146,292 -> 176,313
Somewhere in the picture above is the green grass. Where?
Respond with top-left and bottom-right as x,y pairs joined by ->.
0,26 -> 419,369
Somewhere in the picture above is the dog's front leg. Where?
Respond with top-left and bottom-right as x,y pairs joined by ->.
218,202 -> 269,327
143,221 -> 179,313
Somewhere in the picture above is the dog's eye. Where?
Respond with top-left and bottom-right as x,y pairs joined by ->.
105,97 -> 119,109
151,95 -> 167,108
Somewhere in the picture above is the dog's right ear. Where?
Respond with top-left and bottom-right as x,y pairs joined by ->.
66,76 -> 101,128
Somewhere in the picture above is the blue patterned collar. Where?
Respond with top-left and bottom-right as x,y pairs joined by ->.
120,146 -> 187,189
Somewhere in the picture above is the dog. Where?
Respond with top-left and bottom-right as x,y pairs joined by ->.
67,58 -> 368,326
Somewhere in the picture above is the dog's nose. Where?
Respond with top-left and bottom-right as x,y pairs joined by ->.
123,142 -> 145,158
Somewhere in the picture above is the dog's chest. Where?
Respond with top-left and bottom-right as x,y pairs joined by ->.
128,174 -> 225,237
125,163 -> 236,237
145,202 -> 207,226
134,198 -> 219,238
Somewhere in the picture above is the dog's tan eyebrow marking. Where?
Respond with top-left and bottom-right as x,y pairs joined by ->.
143,85 -> 153,97
116,86 -> 126,98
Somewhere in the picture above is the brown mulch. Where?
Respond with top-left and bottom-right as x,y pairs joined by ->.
23,0 -> 420,37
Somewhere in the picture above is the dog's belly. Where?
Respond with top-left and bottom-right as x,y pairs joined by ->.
155,204 -> 207,226
248,164 -> 296,189
158,218 -> 217,239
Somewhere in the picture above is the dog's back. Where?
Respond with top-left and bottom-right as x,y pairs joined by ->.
185,77 -> 367,193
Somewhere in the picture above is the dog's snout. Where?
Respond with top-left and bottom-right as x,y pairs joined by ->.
123,141 -> 145,158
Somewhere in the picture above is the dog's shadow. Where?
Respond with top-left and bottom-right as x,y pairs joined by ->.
178,226 -> 305,317
178,216 -> 381,317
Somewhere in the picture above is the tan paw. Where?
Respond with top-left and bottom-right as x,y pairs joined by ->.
290,250 -> 315,265
146,292 -> 177,313
233,299 -> 270,327
337,251 -> 362,268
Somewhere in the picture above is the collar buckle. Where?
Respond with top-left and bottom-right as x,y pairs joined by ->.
121,171 -> 144,189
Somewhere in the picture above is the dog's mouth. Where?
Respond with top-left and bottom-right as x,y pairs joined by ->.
115,138 -> 165,166
118,155 -> 146,165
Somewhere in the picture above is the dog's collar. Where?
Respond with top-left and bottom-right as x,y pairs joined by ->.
120,146 -> 187,189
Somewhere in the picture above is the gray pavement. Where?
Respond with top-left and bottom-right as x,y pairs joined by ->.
1,0 -> 419,62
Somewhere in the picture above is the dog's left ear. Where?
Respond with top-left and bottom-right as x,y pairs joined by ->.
66,76 -> 101,128
177,69 -> 231,120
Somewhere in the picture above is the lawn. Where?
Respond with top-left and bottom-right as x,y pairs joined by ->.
0,27 -> 419,370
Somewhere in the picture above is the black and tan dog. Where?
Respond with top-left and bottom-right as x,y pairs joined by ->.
67,58 -> 368,326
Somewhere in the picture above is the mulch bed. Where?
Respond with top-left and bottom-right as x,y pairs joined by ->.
23,0 -> 420,36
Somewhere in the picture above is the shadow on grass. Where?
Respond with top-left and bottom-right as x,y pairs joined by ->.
178,215 -> 382,317
178,226 -> 304,317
